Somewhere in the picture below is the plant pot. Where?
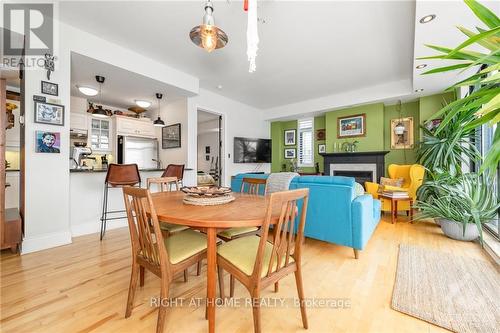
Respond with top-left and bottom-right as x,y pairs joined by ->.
440,218 -> 479,241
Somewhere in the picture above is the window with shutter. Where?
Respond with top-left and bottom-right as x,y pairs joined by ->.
298,118 -> 314,167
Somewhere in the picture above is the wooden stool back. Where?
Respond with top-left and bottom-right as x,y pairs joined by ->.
240,177 -> 267,195
147,177 -> 180,192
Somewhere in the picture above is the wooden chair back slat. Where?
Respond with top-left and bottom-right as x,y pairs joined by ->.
123,187 -> 170,276
147,177 -> 180,192
240,177 -> 267,195
253,188 -> 309,280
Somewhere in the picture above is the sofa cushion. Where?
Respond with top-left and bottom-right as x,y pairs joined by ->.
291,175 -> 354,186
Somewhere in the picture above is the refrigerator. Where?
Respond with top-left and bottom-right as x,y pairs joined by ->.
117,136 -> 159,169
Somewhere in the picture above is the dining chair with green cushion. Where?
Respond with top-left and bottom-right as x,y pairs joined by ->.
123,187 -> 218,333
217,188 -> 310,333
216,177 -> 266,242
147,177 -> 189,235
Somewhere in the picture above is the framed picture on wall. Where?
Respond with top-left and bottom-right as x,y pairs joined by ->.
284,129 -> 296,146
162,123 -> 181,149
35,131 -> 61,153
337,113 -> 366,138
390,117 -> 414,149
284,148 -> 296,159
34,101 -> 64,126
318,144 -> 326,154
41,81 -> 58,96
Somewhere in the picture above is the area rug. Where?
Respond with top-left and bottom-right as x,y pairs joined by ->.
391,244 -> 500,333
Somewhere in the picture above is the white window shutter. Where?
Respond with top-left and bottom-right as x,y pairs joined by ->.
298,118 -> 314,167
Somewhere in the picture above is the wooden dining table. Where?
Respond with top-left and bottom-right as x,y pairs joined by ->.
150,191 -> 272,333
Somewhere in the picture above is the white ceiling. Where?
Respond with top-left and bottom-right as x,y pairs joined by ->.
60,1 -> 416,109
71,52 -> 184,110
413,0 -> 499,95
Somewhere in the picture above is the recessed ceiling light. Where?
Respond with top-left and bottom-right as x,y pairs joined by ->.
135,100 -> 151,108
416,64 -> 427,69
77,85 -> 98,96
415,88 -> 424,92
419,14 -> 436,24
217,84 -> 223,89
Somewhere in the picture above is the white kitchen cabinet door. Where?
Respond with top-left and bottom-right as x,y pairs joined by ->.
6,108 -> 20,147
116,117 -> 156,138
70,113 -> 87,130
89,117 -> 113,152
5,172 -> 20,209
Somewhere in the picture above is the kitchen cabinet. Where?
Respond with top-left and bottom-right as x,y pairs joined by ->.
70,113 -> 87,131
90,117 -> 112,152
6,107 -> 20,147
115,116 -> 156,138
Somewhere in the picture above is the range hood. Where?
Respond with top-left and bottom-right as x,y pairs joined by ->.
70,128 -> 88,139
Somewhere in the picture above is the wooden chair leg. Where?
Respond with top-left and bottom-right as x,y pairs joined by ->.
183,269 -> 188,282
251,290 -> 262,333
139,266 -> 145,287
353,249 -> 360,259
274,282 -> 279,293
197,261 -> 202,276
218,266 -> 225,299
156,280 -> 170,333
125,262 -> 139,318
294,268 -> 308,329
230,275 -> 235,298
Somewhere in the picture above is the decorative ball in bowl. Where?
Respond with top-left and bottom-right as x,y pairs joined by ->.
181,186 -> 232,197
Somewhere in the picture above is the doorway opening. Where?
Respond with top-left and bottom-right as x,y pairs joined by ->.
197,110 -> 223,186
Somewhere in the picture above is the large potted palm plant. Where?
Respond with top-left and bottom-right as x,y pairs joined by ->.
415,174 -> 499,242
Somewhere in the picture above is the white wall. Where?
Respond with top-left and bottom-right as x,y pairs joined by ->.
187,88 -> 271,187
154,98 -> 188,168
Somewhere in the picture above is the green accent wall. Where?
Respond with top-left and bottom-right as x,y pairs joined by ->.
325,103 -> 385,153
270,92 -> 454,175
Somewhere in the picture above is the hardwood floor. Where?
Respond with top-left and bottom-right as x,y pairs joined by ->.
0,216 -> 489,333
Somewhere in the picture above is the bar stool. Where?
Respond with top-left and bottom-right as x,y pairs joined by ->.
100,163 -> 141,240
162,164 -> 185,187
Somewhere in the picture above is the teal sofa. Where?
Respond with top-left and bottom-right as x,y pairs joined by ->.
231,174 -> 381,258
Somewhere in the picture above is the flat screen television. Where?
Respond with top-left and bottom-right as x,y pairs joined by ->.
234,137 -> 271,163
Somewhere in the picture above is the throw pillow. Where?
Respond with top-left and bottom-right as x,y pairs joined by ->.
378,177 -> 404,193
354,182 -> 365,197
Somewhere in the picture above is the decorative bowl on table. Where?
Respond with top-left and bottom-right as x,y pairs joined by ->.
181,186 -> 232,197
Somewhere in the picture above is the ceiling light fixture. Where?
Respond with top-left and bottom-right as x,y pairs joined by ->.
88,75 -> 109,118
135,100 -> 151,108
415,88 -> 424,92
190,0 -> 228,53
77,85 -> 98,96
419,14 -> 436,24
153,93 -> 166,127
416,64 -> 427,69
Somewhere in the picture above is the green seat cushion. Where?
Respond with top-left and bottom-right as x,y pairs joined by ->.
218,227 -> 259,239
164,229 -> 207,264
160,222 -> 189,234
217,235 -> 294,277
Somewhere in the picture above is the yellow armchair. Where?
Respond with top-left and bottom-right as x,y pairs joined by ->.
365,164 -> 425,212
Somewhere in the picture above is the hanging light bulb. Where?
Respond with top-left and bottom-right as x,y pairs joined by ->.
153,93 -> 166,127
190,0 -> 228,53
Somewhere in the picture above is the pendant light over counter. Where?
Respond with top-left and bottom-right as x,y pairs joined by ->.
87,75 -> 109,118
190,0 -> 228,53
153,93 -> 166,127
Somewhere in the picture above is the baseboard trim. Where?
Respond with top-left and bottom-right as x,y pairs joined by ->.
22,231 -> 73,255
71,219 -> 128,237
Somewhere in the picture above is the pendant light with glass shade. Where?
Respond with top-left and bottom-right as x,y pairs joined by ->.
189,0 -> 228,52
88,75 -> 109,118
393,100 -> 405,135
153,93 -> 166,127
